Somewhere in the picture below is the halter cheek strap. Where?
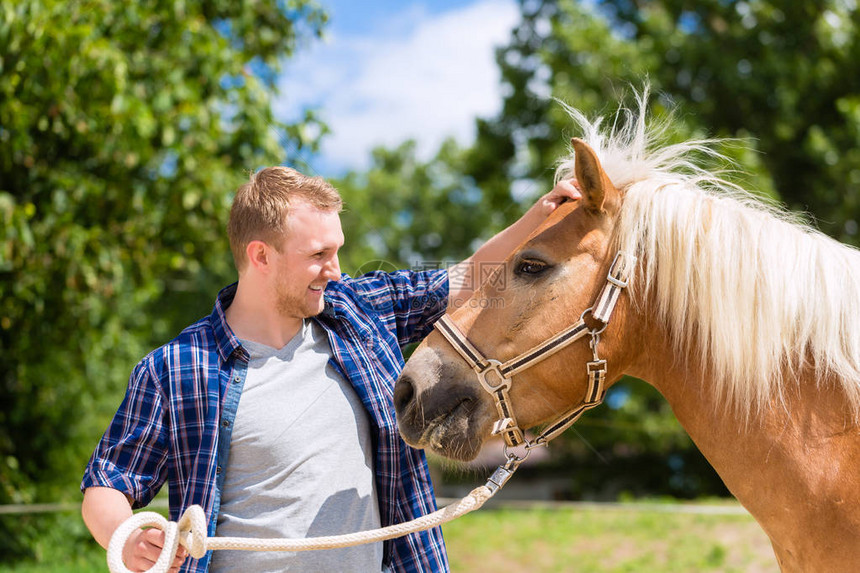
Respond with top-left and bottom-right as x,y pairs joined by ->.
434,252 -> 632,449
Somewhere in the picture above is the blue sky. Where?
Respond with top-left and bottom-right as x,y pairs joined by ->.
274,0 -> 520,175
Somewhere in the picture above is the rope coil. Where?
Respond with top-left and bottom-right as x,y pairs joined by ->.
107,484 -> 496,573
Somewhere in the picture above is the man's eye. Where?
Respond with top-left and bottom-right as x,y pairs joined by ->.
516,259 -> 547,275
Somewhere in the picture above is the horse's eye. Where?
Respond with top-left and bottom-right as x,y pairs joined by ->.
516,259 -> 548,276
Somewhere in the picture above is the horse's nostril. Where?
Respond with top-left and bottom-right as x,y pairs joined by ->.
394,374 -> 416,413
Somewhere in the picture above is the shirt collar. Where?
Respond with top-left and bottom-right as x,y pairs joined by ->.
211,283 -> 246,363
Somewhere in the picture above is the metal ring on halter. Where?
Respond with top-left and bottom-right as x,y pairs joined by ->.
524,436 -> 549,450
579,307 -> 609,336
503,442 -> 532,464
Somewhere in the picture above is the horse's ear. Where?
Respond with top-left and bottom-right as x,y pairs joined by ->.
572,138 -> 616,213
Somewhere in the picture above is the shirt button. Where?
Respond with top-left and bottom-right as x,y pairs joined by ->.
222,419 -> 231,428
216,466 -> 222,475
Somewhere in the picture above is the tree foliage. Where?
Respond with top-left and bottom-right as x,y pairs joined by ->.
475,0 -> 860,239
334,139 -> 527,277
0,0 -> 326,558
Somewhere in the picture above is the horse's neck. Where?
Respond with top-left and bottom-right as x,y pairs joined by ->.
635,350 -> 860,570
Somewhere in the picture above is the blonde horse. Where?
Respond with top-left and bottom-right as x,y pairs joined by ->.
394,94 -> 860,571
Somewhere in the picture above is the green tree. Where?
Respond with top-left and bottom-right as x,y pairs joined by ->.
0,0 -> 326,559
476,0 -> 859,238
334,139 -> 523,277
622,0 -> 860,242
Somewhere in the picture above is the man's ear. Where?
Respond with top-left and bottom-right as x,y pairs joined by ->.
572,138 -> 618,213
245,240 -> 271,271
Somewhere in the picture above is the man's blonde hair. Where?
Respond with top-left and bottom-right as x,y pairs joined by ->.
227,167 -> 343,271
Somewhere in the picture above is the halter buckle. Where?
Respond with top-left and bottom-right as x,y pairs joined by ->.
491,417 -> 515,435
606,251 -> 630,288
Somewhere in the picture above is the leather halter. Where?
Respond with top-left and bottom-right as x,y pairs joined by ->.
434,252 -> 632,449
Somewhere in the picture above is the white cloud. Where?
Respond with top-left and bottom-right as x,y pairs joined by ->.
274,0 -> 520,173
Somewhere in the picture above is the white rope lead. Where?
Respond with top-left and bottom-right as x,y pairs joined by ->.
107,483 -> 499,573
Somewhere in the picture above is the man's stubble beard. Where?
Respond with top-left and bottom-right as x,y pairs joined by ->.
274,281 -> 324,321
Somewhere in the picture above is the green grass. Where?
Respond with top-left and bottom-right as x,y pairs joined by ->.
442,504 -> 779,573
0,550 -> 104,573
0,502 -> 779,572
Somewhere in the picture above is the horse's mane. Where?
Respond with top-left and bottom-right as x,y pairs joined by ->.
555,90 -> 860,420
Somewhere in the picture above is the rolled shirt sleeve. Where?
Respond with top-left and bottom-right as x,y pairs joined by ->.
82,355 -> 169,508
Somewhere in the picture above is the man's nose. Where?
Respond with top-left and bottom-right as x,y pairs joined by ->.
324,255 -> 341,281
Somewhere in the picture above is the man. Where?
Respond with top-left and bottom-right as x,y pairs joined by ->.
81,167 -> 579,572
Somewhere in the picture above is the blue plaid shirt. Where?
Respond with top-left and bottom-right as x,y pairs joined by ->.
82,270 -> 450,572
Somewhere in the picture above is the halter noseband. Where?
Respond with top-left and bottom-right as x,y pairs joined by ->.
434,252 -> 632,450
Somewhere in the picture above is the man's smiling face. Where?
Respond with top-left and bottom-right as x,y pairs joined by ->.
270,200 -> 345,320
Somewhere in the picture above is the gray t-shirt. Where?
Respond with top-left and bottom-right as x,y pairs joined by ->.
210,320 -> 383,572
